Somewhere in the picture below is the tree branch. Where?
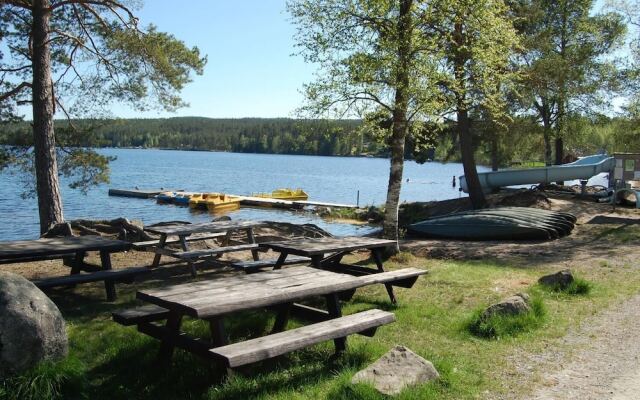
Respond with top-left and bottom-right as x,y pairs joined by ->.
0,81 -> 32,102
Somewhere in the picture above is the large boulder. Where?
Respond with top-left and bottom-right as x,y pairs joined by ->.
539,269 -> 574,290
481,293 -> 531,320
0,272 -> 68,378
351,345 -> 439,395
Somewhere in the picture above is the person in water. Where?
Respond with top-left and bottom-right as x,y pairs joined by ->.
452,175 -> 456,188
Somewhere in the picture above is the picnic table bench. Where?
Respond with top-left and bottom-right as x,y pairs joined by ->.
144,220 -> 266,276
259,236 -> 400,303
113,265 -> 426,370
0,236 -> 146,301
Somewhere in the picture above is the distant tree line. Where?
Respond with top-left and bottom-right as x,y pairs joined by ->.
0,117 -> 435,158
1,115 -> 636,166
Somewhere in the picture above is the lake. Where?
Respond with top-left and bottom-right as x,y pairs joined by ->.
0,149 -> 485,240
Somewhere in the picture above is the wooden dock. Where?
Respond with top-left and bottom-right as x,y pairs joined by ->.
238,196 -> 305,210
108,188 -> 184,198
293,200 -> 358,209
109,189 -> 359,209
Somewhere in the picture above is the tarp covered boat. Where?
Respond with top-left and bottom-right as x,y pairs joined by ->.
408,207 -> 575,241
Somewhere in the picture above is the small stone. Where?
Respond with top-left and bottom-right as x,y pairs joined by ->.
0,272 -> 68,378
481,293 -> 531,320
538,269 -> 574,289
351,345 -> 439,395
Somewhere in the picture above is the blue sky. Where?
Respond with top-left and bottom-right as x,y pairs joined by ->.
111,0 -> 314,119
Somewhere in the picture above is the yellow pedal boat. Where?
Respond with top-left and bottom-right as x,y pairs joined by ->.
254,188 -> 309,201
189,193 -> 241,212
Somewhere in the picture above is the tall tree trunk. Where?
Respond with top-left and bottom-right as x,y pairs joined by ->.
458,105 -> 486,208
32,0 -> 64,234
554,98 -> 566,184
491,131 -> 499,172
382,0 -> 412,254
454,21 -> 486,209
540,100 -> 553,166
543,126 -> 552,166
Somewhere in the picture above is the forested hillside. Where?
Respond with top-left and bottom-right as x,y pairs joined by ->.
1,115 -> 637,167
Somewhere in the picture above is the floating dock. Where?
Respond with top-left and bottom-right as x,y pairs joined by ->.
238,196 -> 305,210
108,188 -> 184,198
108,188 -> 359,210
293,200 -> 358,209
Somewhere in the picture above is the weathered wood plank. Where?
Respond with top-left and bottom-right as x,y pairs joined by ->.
34,266 -> 150,289
138,267 -> 426,319
260,237 -> 396,257
145,220 -> 265,236
173,244 -> 259,260
112,305 -> 170,326
230,255 -> 311,271
210,309 -> 395,367
0,236 -> 131,262
132,233 -> 226,249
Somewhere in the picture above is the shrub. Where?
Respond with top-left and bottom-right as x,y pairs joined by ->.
543,277 -> 592,296
467,296 -> 546,339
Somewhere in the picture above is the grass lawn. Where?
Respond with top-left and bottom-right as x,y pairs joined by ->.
4,246 -> 640,400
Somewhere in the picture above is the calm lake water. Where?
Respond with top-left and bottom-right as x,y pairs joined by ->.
0,149 -> 486,240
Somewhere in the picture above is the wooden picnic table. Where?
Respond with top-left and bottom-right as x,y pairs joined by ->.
114,265 -> 426,369
145,220 -> 266,276
0,236 -> 145,301
259,236 -> 399,303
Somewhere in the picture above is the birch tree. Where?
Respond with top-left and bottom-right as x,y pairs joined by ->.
288,0 -> 443,250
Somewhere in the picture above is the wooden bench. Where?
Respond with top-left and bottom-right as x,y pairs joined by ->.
230,255 -> 311,272
132,233 -> 227,250
210,309 -> 395,368
34,266 -> 150,289
173,244 -> 261,260
112,304 -> 170,326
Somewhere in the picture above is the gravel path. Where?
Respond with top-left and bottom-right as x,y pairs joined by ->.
526,294 -> 640,400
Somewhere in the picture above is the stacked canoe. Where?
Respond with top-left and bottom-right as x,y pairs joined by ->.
408,207 -> 576,241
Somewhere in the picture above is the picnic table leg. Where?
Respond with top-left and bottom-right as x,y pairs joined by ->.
372,248 -> 396,304
179,235 -> 197,277
152,234 -> 167,268
67,251 -> 86,275
271,302 -> 292,333
209,317 -> 227,347
245,228 -> 260,261
311,255 -> 324,269
325,293 -> 346,352
273,252 -> 289,270
158,312 -> 183,362
99,250 -> 116,302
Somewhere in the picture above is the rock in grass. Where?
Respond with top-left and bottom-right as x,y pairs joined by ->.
538,269 -> 574,290
0,272 -> 68,378
481,293 -> 531,320
351,345 -> 439,396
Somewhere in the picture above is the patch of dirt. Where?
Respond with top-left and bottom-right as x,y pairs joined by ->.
504,293 -> 640,400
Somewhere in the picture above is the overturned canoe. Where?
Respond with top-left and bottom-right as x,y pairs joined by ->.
408,207 -> 575,241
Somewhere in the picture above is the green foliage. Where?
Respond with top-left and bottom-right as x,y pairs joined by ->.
467,296 -> 546,339
0,357 -> 86,400
513,0 -> 627,161
0,1 -> 206,202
